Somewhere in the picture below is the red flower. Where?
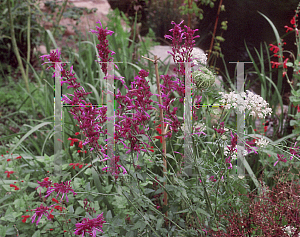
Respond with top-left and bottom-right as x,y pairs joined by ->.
154,136 -> 163,143
7,159 -> 11,162
54,205 -> 65,211
291,16 -> 296,27
269,44 -> 280,53
75,132 -> 80,135
15,156 -> 22,159
270,61 -> 281,68
5,171 -> 14,178
52,198 -> 59,203
284,25 -> 294,33
10,184 -> 19,190
283,58 -> 289,69
21,215 -> 30,223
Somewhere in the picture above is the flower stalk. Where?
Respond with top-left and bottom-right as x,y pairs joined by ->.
142,55 -> 168,222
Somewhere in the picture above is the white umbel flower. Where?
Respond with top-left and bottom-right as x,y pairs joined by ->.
282,225 -> 299,236
192,48 -> 207,65
255,138 -> 269,148
218,90 -> 272,119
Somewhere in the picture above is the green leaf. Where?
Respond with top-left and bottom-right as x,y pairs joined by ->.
156,218 -> 164,230
143,188 -> 155,194
215,36 -> 225,42
75,207 -> 85,215
196,208 -> 211,217
290,120 -> 299,126
106,210 -> 112,219
133,220 -> 146,230
68,205 -> 74,214
175,209 -> 189,214
32,230 -> 41,237
13,199 -> 25,209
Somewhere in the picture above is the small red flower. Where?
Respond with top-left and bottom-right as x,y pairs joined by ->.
7,159 -> 11,162
5,171 -> 14,178
154,136 -> 163,143
75,132 -> 80,135
52,198 -> 59,203
269,44 -> 280,53
270,61 -> 281,68
283,58 -> 289,69
54,205 -> 65,211
284,25 -> 294,33
10,184 -> 19,190
15,156 -> 22,159
291,16 -> 296,27
21,215 -> 30,223
79,164 -> 83,169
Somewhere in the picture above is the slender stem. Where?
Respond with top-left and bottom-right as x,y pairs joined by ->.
188,0 -> 192,28
7,0 -> 30,94
26,0 -> 31,80
53,0 -> 69,37
142,55 -> 168,223
207,0 -> 223,62
7,0 -> 35,112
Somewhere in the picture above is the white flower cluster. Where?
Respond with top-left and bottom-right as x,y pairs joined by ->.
174,47 -> 207,65
192,48 -> 207,65
219,90 -> 272,119
282,225 -> 299,236
224,146 -> 237,160
255,138 -> 269,148
181,122 -> 206,134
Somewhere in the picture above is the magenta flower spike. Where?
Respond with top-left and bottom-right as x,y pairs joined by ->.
74,213 -> 106,236
36,177 -> 52,196
164,20 -> 200,76
90,21 -> 116,75
31,204 -> 52,226
45,180 -> 77,202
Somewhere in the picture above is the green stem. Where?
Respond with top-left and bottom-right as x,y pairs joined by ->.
26,0 -> 31,80
7,0 -> 30,95
53,0 -> 69,38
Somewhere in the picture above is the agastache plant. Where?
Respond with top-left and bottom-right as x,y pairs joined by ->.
89,20 -> 116,75
164,20 -> 200,76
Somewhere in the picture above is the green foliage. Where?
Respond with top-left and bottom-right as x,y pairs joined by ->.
0,0 -> 42,73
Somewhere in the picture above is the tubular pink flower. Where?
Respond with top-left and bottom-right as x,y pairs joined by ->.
74,213 -> 106,236
31,204 -> 53,225
45,180 -> 77,202
274,154 -> 287,166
